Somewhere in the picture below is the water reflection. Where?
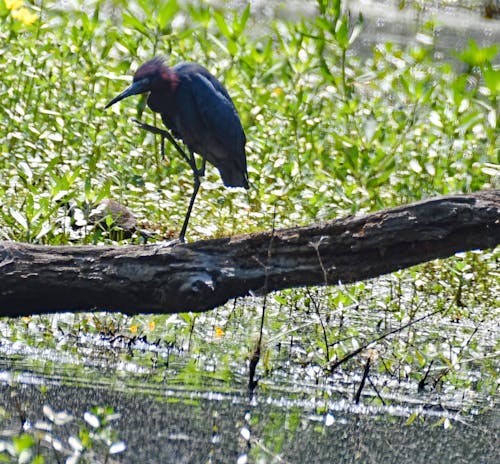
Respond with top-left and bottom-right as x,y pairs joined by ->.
0,370 -> 498,463
0,338 -> 498,464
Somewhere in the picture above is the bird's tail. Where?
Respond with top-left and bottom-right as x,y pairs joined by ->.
219,168 -> 249,189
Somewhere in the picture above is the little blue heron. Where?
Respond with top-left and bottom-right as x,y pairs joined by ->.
105,57 -> 249,241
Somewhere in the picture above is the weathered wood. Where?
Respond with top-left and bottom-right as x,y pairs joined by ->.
0,190 -> 498,316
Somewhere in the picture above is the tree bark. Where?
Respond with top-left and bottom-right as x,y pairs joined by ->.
0,190 -> 498,316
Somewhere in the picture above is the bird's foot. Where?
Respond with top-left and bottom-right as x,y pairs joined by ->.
132,119 -> 169,138
146,238 -> 185,254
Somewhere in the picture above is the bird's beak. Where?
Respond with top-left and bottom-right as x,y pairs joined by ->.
105,78 -> 150,109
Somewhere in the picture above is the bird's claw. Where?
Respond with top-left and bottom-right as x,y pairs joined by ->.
148,238 -> 185,254
132,118 -> 170,137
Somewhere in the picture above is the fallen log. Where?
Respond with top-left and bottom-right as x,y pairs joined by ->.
0,190 -> 498,316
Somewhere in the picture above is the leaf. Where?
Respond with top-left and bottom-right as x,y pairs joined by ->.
83,412 -> 100,429
234,3 -> 250,35
13,434 -> 35,453
109,441 -> 127,454
158,0 -> 179,31
483,65 -> 500,95
35,221 -> 53,241
10,209 -> 28,230
348,13 -> 364,46
316,16 -> 334,36
213,10 -> 232,39
335,15 -> 349,50
17,161 -> 33,183
122,12 -> 150,38
456,39 -> 498,68
405,412 -> 418,426
227,39 -> 238,56
343,145 -> 359,173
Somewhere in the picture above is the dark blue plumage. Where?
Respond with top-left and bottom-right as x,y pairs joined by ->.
107,57 -> 248,188
105,57 -> 249,240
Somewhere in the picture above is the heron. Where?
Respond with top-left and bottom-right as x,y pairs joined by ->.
105,57 -> 249,242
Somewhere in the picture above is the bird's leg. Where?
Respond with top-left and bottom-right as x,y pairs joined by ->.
133,120 -> 202,242
132,118 -> 168,137
179,170 -> 201,242
188,151 -> 205,178
198,158 -> 206,178
132,118 -> 191,166
178,151 -> 205,242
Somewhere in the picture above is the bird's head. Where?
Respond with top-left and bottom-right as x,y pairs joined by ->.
105,57 -> 176,109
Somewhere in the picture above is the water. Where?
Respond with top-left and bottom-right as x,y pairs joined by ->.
348,0 -> 500,62
0,302 -> 498,464
1,362 -> 498,463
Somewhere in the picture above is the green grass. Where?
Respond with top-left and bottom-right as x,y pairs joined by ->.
0,0 -> 499,460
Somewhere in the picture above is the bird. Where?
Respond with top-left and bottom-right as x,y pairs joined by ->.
105,57 -> 249,242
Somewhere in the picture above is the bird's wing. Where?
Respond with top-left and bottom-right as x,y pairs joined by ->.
188,72 -> 246,165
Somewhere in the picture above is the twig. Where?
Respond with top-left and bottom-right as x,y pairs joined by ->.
354,356 -> 371,404
325,307 -> 444,373
418,360 -> 434,393
306,288 -> 330,362
248,206 -> 277,398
